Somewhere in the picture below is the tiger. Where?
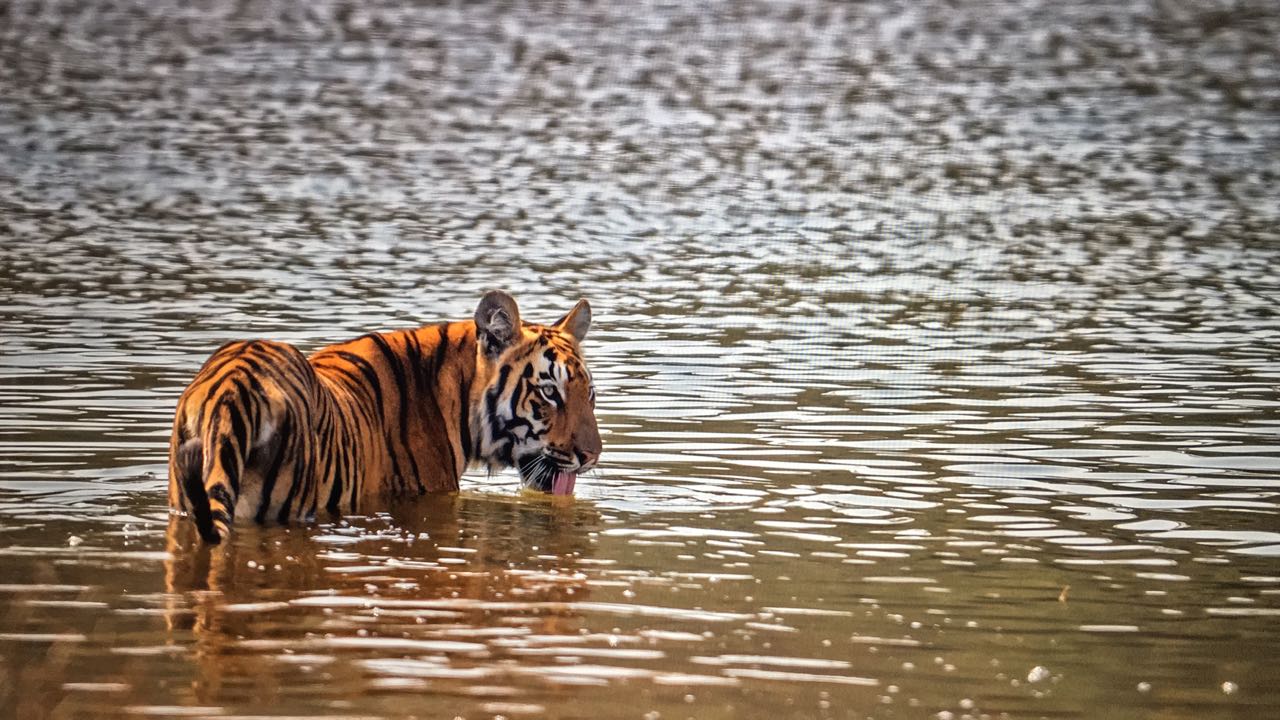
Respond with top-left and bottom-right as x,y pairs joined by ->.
167,290 -> 601,544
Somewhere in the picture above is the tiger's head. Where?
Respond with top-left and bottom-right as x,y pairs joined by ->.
472,290 -> 601,495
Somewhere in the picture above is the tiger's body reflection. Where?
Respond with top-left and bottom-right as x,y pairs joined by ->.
163,493 -> 599,705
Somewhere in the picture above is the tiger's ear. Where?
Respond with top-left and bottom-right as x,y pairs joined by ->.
475,290 -> 522,357
554,298 -> 592,343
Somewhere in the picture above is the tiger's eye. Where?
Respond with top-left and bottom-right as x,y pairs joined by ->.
538,384 -> 557,403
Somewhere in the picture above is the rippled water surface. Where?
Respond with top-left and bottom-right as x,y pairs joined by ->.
3,0 -> 1280,718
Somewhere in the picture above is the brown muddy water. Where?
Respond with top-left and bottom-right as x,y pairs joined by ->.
2,1 -> 1280,718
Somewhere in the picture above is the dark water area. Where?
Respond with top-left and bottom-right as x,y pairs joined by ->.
2,0 -> 1280,718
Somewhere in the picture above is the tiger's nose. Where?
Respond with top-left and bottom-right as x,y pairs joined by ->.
575,447 -> 600,471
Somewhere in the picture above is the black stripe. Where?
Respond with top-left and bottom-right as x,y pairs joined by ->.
297,424 -> 317,520
208,483 -> 235,521
317,361 -> 365,389
174,439 -> 202,513
199,345 -> 265,395
341,431 -> 354,509
425,324 -> 459,483
226,389 -> 249,452
333,351 -> 385,411
255,414 -> 289,524
369,333 -> 422,491
402,332 -> 433,445
326,433 -> 346,514
278,448 -> 305,525
504,416 -> 536,436
350,441 -> 360,512
195,390 -> 221,437
405,331 -> 427,384
237,363 -> 269,398
307,408 -> 330,520
240,353 -> 312,401
181,458 -> 215,542
219,440 -> 241,496
510,364 -> 533,419
244,348 -> 314,392
324,353 -> 387,452
238,363 -> 272,438
486,365 -> 511,440
432,324 -> 450,374
313,361 -> 380,426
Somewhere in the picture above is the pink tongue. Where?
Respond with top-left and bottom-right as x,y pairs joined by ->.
551,470 -> 577,496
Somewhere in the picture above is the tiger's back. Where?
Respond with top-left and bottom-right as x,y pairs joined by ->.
168,291 -> 600,544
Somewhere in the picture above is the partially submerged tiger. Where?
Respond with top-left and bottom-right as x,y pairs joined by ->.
168,291 -> 600,544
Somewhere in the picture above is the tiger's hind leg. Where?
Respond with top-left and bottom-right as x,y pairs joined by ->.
170,386 -> 259,545
195,389 -> 276,544
169,339 -> 321,541
238,421 -> 288,525
171,436 -> 216,541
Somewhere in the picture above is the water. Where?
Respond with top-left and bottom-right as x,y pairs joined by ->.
3,0 -> 1280,718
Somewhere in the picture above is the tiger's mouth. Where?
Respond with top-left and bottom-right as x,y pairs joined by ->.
517,453 -> 577,496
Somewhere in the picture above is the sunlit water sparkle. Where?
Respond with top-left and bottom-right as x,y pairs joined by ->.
2,0 -> 1280,718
